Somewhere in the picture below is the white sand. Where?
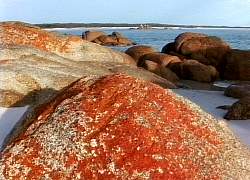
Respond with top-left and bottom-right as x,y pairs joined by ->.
0,90 -> 249,150
174,89 -> 250,147
0,106 -> 29,149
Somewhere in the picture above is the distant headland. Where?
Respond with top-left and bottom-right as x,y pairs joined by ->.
35,23 -> 250,29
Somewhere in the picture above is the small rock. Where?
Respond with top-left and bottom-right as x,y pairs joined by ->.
224,84 -> 250,98
224,97 -> 250,120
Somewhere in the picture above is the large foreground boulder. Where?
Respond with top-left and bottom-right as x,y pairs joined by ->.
0,74 -> 249,179
0,46 -> 175,107
125,45 -> 156,63
169,60 -> 219,82
224,50 -> 250,80
0,22 -> 134,64
224,97 -> 250,120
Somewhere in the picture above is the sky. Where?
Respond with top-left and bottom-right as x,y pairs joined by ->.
0,0 -> 250,26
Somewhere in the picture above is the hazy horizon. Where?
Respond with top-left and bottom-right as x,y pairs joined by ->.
0,0 -> 250,27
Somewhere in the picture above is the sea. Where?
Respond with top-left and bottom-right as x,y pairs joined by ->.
51,27 -> 250,52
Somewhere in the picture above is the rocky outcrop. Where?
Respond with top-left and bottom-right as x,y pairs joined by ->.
138,52 -> 182,67
140,60 -> 179,83
125,45 -> 157,63
0,22 -> 134,64
82,31 -> 106,41
82,31 -> 135,46
161,32 -> 231,75
161,42 -> 176,54
137,53 -> 180,83
1,74 -> 249,179
94,35 -> 118,46
224,84 -> 250,98
224,50 -> 250,80
0,46 -> 175,107
224,97 -> 250,120
169,60 -> 219,82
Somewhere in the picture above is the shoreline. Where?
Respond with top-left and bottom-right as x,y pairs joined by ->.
44,26 -> 250,31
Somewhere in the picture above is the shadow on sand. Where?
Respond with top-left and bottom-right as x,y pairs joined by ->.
0,88 -> 58,152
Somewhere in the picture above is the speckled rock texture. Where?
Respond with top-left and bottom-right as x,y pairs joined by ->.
0,22 -> 135,64
224,97 -> 250,120
0,74 -> 249,179
0,22 -> 175,107
0,46 -> 175,107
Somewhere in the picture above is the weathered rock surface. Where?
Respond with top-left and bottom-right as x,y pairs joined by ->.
125,45 -> 156,63
140,60 -> 179,83
169,60 -> 219,82
161,42 -> 176,54
162,32 -> 231,74
138,52 -> 182,67
224,84 -> 250,98
224,97 -> 250,120
0,74 -> 249,179
0,22 -> 134,64
224,50 -> 250,80
82,31 -> 135,46
0,46 -> 175,107
82,31 -> 106,42
95,35 -> 119,46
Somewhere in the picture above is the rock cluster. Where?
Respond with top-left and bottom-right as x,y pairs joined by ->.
161,32 -> 250,81
0,22 -> 175,107
82,31 -> 136,46
0,22 -> 250,179
1,74 -> 249,179
124,33 -> 249,120
0,22 -> 134,63
125,44 -> 219,83
222,84 -> 250,120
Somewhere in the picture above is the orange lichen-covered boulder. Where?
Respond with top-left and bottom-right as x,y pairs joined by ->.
0,22 -> 134,64
1,74 -> 250,179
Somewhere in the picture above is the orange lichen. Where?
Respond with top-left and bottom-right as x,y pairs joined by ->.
1,74 -> 225,179
0,23 -> 82,53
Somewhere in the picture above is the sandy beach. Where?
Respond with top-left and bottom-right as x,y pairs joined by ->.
174,89 -> 250,147
0,106 -> 29,148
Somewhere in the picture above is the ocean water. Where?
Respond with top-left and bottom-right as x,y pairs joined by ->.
54,28 -> 250,51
